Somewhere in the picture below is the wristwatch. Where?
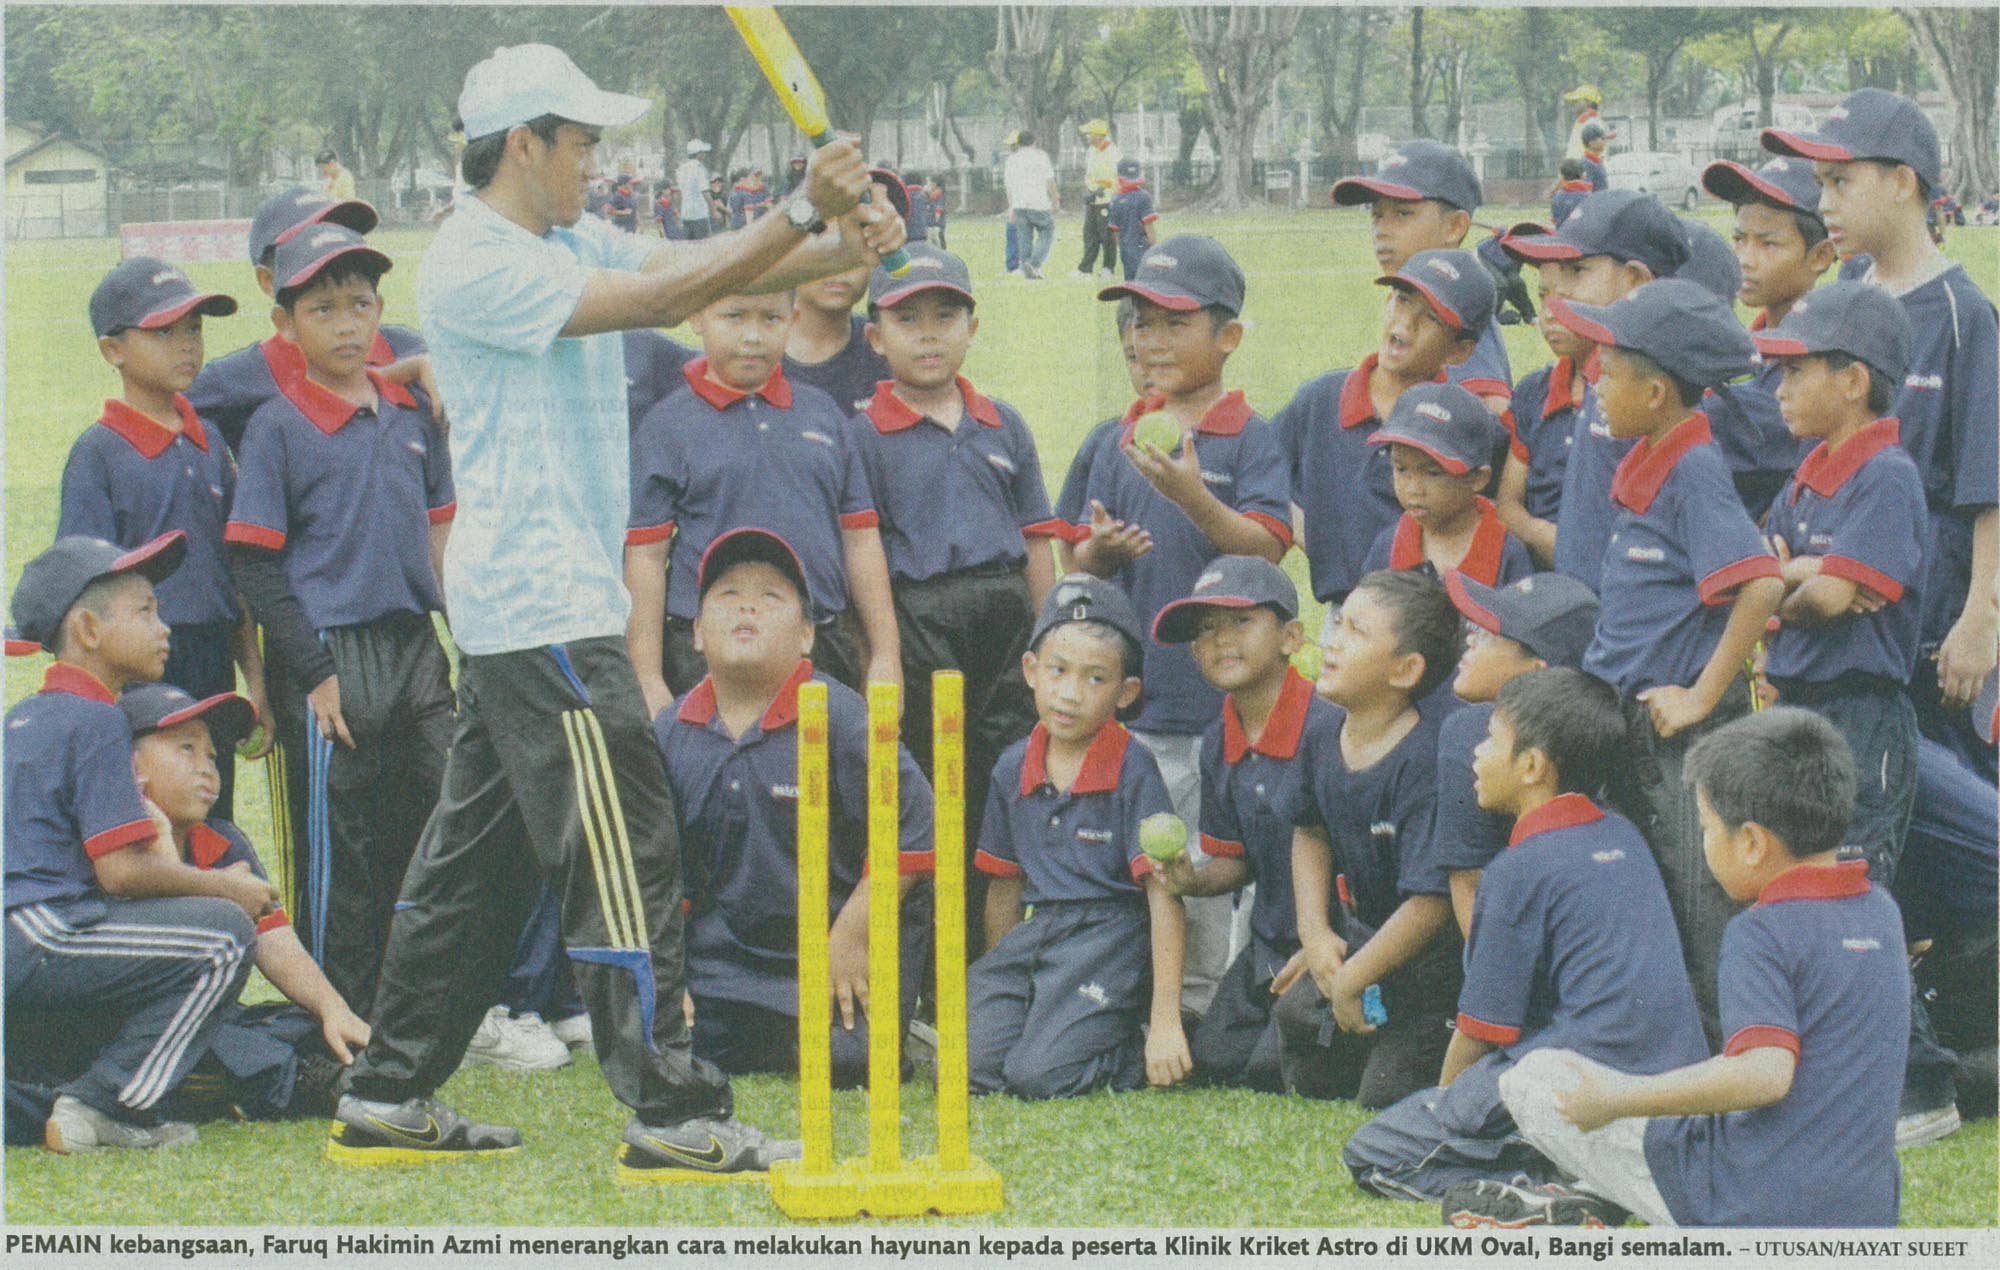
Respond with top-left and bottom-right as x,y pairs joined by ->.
784,194 -> 825,235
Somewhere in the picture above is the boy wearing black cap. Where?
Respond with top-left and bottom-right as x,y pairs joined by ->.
1063,236 -> 1290,1019
781,261 -> 891,415
1348,668 -> 1705,1212
1332,141 -> 1513,408
1275,247 -> 1498,609
62,258 -> 265,822
1435,571 -> 1603,937
969,577 -> 1187,1098
653,529 -> 935,1091
1579,122 -> 1612,192
1106,159 -> 1158,281
1546,279 -> 1785,1045
1152,557 -> 1338,1090
851,245 -> 1062,921
1362,382 -> 1533,590
1766,89 -> 1999,784
4,533 -> 261,1152
224,227 -> 456,1018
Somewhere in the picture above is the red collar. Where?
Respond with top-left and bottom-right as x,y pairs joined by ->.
1755,859 -> 1872,907
1388,497 -> 1510,585
864,376 -> 1002,434
1543,357 -> 1582,419
683,357 -> 793,410
189,823 -> 232,869
97,396 -> 208,458
40,663 -> 117,705
1118,390 -> 1254,444
1793,419 -> 1901,501
1508,792 -> 1606,848
1749,311 -> 1771,333
1581,348 -> 1603,385
259,331 -> 397,390
1611,413 -> 1712,515
1558,180 -> 1593,192
1020,721 -> 1130,796
277,365 -> 416,435
1221,668 -> 1315,765
675,660 -> 817,734
1340,354 -> 1445,429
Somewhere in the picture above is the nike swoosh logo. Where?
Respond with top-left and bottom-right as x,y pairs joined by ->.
642,1132 -> 728,1169
366,1113 -> 442,1146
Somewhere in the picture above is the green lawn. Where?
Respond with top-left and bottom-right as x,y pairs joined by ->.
5,210 -> 1996,1227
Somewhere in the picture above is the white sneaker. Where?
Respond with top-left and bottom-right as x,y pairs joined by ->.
1005,268 -> 1023,278
45,1094 -> 196,1153
549,1012 -> 594,1053
461,1006 -> 571,1072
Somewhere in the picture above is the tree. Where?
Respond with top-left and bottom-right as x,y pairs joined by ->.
1901,7 -> 1998,200
1180,6 -> 1305,209
1292,7 -> 1390,162
987,6 -> 1086,155
1080,9 -> 1190,122
1737,10 -> 1797,128
1408,8 -> 1431,139
1598,9 -> 1734,150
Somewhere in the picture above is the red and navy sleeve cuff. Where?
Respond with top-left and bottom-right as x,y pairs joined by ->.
1021,518 -> 1068,540
861,851 -> 937,877
839,510 -> 881,531
1460,378 -> 1512,402
1244,511 -> 1294,553
255,909 -> 291,936
1129,856 -> 1155,882
1722,1024 -> 1800,1058
1200,833 -> 1245,860
84,818 -> 157,860
625,521 -> 676,548
1499,408 -> 1530,463
1818,555 -> 1906,604
1697,555 -> 1783,606
426,501 -> 457,526
973,849 -> 1022,879
223,521 -> 286,551
1454,1013 -> 1522,1047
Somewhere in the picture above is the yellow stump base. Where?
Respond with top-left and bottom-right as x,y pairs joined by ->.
768,1156 -> 1005,1219
910,1155 -> 1006,1215
768,1158 -> 863,1219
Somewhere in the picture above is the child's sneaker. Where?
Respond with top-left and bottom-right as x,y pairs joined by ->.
1442,1179 -> 1627,1229
326,1094 -> 522,1164
615,1114 -> 803,1185
44,1095 -> 196,1154
1895,1101 -> 1961,1151
461,1006 -> 571,1072
549,1012 -> 594,1054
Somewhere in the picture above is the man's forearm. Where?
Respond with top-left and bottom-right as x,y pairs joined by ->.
746,219 -> 877,293
623,541 -> 671,688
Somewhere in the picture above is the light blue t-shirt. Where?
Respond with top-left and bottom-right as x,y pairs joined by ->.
417,195 -> 656,655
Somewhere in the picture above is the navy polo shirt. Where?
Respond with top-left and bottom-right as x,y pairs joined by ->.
627,360 -> 876,624
3,665 -> 155,910
783,313 -> 890,416
1550,386 -> 1633,588
1583,416 -> 1781,695
1508,359 -> 1591,522
1645,861 -> 1907,1227
189,327 -> 425,453
1428,702 -> 1510,874
1362,497 -> 1535,589
225,370 -> 454,630
1197,668 -> 1338,955
1448,319 -> 1514,402
188,818 -> 290,937
1061,392 -> 1293,735
654,661 -> 934,1012
1052,417 -> 1123,532
1704,373 -> 1800,522
976,722 -> 1173,904
1107,188 -> 1157,260
621,329 -> 697,430
1455,794 -> 1707,1073
58,396 -> 239,628
1767,420 -> 1928,685
1292,704 -> 1448,930
848,378 -> 1064,583
1272,356 -> 1432,604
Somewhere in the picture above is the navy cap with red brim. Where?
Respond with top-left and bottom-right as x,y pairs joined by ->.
1444,570 -> 1600,669
1701,158 -> 1821,217
272,225 -> 392,293
698,527 -> 809,602
1152,555 -> 1298,645
120,682 -> 259,749
6,531 -> 188,649
868,243 -> 974,309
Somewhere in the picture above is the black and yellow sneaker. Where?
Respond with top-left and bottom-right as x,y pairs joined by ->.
615,1115 -> 802,1186
326,1095 -> 522,1165
1443,1179 -> 1627,1229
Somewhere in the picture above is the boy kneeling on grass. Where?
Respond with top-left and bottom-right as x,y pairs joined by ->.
1483,708 -> 1908,1228
968,576 -> 1189,1099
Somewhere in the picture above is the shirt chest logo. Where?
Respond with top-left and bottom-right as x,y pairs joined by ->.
1591,849 -> 1625,864
1075,827 -> 1114,844
1807,532 -> 1834,549
1369,820 -> 1396,841
770,783 -> 800,800
1904,373 -> 1943,392
1200,469 -> 1233,487
1841,936 -> 1882,953
800,429 -> 836,448
1625,545 -> 1666,563
984,451 -> 1017,475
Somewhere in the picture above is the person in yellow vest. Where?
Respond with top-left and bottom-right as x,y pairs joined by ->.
316,150 -> 356,203
1074,119 -> 1123,280
1561,87 -> 1602,163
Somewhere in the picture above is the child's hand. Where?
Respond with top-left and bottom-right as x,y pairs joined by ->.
1158,852 -> 1198,897
828,914 -> 870,1031
636,674 -> 675,723
1636,684 -> 1710,739
1553,1063 -> 1621,1134
1145,1018 -> 1193,1088
683,990 -> 696,1030
220,860 -> 281,922
1301,929 -> 1349,1002
307,674 -> 355,749
1935,609 -> 1997,708
1078,500 -> 1154,573
1123,426 -> 1207,510
864,651 -> 904,700
1847,586 -> 1889,616
240,684 -> 276,761
1270,947 -> 1310,997
321,1006 -> 372,1065
1327,964 -> 1376,1036
137,790 -> 175,856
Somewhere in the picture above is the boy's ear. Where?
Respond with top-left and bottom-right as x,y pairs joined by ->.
1386,648 -> 1425,694
1020,649 -> 1040,690
1441,337 -> 1477,368
1739,818 -> 1783,871
797,612 -> 817,659
1466,463 -> 1495,489
269,304 -> 294,341
1517,744 -> 1556,792
254,265 -> 276,300
1280,620 -> 1305,658
966,313 -> 980,341
98,334 -> 124,370
1619,260 -> 1655,291
1806,236 -> 1840,275
863,320 -> 884,356
1116,676 -> 1143,711
1442,207 -> 1472,247
1215,319 -> 1244,355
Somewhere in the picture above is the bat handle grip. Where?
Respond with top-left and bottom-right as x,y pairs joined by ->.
805,128 -> 913,278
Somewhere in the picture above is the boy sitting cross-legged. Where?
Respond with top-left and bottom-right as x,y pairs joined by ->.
968,576 -> 1190,1099
1151,556 -> 1340,1089
1347,668 -> 1706,1211
1487,708 -> 1909,1228
1362,382 -> 1533,590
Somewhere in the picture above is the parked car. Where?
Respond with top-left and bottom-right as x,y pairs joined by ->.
1604,151 -> 1703,210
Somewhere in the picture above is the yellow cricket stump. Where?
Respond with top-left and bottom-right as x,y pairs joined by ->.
768,674 -> 1002,1220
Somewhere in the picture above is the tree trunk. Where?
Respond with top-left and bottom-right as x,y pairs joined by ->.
1744,18 -> 1792,128
1180,6 -> 1305,210
987,6 -> 1081,164
1409,8 -> 1430,139
1901,7 -> 1999,200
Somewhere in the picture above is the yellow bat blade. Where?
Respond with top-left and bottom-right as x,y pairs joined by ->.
726,7 -> 832,142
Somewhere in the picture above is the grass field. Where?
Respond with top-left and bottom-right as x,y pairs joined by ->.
5,209 -> 1996,1227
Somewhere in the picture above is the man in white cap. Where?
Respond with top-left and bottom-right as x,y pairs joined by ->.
675,138 -> 715,239
327,42 -> 902,1182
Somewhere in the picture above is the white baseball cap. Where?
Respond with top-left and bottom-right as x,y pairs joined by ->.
458,44 -> 650,140
685,139 -> 712,156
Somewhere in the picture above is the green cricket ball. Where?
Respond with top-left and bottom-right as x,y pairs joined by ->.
1131,410 -> 1182,456
1139,812 -> 1188,864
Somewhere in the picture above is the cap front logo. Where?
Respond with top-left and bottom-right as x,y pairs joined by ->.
1515,577 -> 1535,593
1424,257 -> 1461,281
1382,154 -> 1408,169
908,257 -> 942,271
1414,401 -> 1452,423
1566,207 -> 1583,223
294,192 -> 321,207
1829,106 -> 1849,120
1194,569 -> 1224,592
1767,158 -> 1790,173
151,270 -> 184,287
1144,253 -> 1178,271
310,229 -> 346,248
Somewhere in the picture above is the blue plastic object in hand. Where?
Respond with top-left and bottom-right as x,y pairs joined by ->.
1361,984 -> 1388,1028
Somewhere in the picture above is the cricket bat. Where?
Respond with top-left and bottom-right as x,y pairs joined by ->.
725,6 -> 912,276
